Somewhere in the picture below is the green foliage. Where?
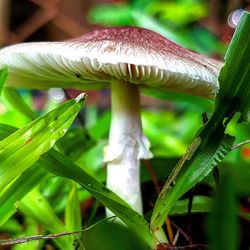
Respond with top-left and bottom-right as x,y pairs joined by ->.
0,67 -> 8,94
3,88 -> 36,120
147,0 -> 208,25
0,164 -> 47,226
0,94 -> 85,192
88,4 -> 134,26
82,220 -> 148,250
0,4 -> 249,250
207,169 -> 239,250
19,189 -> 72,249
151,11 -> 250,231
41,149 -> 155,248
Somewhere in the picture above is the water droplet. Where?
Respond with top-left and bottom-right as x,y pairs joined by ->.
48,88 -> 65,103
228,9 -> 243,28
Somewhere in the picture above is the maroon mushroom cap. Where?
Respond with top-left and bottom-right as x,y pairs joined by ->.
0,27 -> 223,98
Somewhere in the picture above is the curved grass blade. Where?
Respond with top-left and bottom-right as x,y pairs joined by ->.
0,93 -> 86,192
3,88 -> 37,120
151,11 -> 250,231
41,149 -> 155,249
0,165 -> 47,226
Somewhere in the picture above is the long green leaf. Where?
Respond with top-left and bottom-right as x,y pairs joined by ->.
18,189 -> 72,249
0,124 -> 48,226
12,218 -> 43,250
151,11 -> 250,230
0,67 -> 8,94
0,94 -> 85,192
3,88 -> 37,120
65,182 -> 83,250
65,182 -> 82,232
0,165 -> 47,226
207,170 -> 239,250
169,196 -> 212,215
41,149 -> 155,249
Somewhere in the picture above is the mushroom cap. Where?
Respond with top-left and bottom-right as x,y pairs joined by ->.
0,27 -> 223,98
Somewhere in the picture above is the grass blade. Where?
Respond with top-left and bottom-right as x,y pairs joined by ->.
65,182 -> 82,232
0,165 -> 47,226
41,149 -> 155,249
3,88 -> 37,120
207,170 -> 239,250
0,94 -> 86,191
0,67 -> 8,94
19,189 -> 72,249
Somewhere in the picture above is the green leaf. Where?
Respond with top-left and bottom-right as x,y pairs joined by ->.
0,66 -> 8,94
18,188 -> 72,249
3,88 -> 37,120
82,220 -> 149,250
151,133 -> 234,230
207,170 -> 239,250
0,124 -> 48,226
58,127 -> 95,160
88,4 -> 134,26
65,182 -> 83,249
215,12 -> 250,122
147,1 -> 208,25
0,123 -> 17,139
65,182 -> 82,232
12,218 -> 42,250
0,165 -> 47,226
0,219 -> 23,234
169,196 -> 213,215
151,11 -> 250,231
41,149 -> 155,249
142,87 -> 214,112
0,94 -> 86,192
132,10 -> 185,46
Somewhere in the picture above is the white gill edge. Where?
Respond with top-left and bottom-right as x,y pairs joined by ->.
0,42 -> 221,94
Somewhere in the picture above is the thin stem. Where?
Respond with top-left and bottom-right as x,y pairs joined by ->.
231,139 -> 250,150
105,80 -> 152,215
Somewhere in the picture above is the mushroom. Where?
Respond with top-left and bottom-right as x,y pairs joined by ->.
0,27 -> 223,215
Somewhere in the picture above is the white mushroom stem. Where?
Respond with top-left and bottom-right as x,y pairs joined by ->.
104,80 -> 153,215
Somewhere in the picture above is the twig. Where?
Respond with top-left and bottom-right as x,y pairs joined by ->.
158,243 -> 210,249
170,220 -> 189,242
231,139 -> 250,150
0,217 -> 116,246
0,230 -> 83,245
